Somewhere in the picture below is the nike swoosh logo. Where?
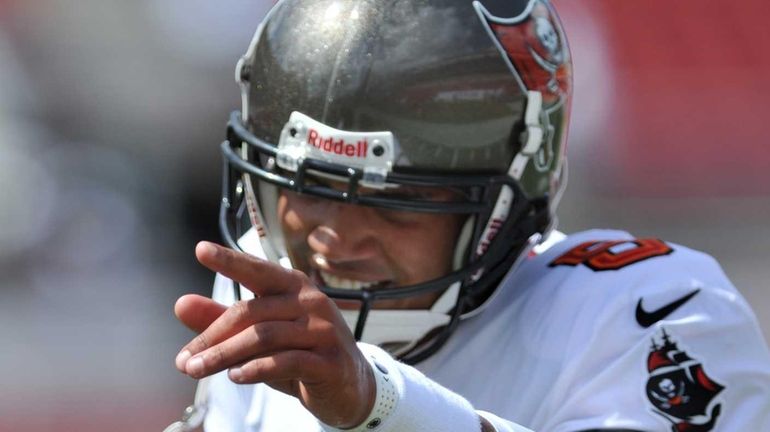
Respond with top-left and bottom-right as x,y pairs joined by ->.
635,289 -> 701,328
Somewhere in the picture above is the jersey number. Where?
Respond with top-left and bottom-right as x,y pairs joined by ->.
550,238 -> 673,271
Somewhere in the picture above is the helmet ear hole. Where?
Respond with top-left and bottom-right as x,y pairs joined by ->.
239,61 -> 251,83
509,117 -> 526,156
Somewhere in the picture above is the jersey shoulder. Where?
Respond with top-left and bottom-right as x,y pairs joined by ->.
491,230 -> 770,431
538,228 -> 720,274
435,230 -> 770,431
523,228 -> 737,301
486,228 -> 757,356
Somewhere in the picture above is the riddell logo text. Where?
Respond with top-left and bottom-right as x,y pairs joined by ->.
307,129 -> 368,158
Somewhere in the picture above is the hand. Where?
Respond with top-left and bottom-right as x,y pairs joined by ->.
174,241 -> 376,429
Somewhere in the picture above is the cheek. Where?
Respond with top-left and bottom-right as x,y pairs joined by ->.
276,193 -> 311,256
391,215 -> 464,281
276,194 -> 297,231
277,192 -> 315,232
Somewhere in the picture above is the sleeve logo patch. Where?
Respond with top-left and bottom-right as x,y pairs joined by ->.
646,328 -> 724,431
635,289 -> 701,328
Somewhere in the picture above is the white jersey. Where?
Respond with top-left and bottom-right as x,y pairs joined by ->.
204,229 -> 770,431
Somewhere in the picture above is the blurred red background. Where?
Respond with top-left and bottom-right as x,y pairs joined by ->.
558,0 -> 770,197
0,1 -> 767,430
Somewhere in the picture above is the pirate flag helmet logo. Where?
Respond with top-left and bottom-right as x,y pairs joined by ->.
473,0 -> 571,105
646,328 -> 725,432
473,0 -> 571,173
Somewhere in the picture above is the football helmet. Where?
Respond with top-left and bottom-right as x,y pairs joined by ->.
219,0 -> 571,363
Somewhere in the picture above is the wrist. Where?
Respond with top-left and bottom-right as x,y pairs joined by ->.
323,343 -> 483,432
321,346 -> 399,431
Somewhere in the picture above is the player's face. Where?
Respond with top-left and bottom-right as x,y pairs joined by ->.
276,182 -> 465,309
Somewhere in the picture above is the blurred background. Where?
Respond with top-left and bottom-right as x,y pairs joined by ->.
0,0 -> 767,430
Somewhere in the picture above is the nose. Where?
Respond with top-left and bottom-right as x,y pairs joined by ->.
305,200 -> 381,264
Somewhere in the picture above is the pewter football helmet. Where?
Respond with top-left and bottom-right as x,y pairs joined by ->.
220,0 -> 571,363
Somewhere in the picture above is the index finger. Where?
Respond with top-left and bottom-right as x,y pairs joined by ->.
196,241 -> 301,296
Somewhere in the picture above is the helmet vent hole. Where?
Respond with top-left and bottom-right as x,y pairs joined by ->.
289,127 -> 298,138
239,63 -> 251,82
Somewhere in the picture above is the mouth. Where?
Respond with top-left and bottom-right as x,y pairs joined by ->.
308,254 -> 393,291
318,270 -> 391,291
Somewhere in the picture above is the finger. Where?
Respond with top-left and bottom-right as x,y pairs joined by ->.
176,294 -> 301,371
175,294 -> 227,334
196,241 -> 302,296
228,350 -> 323,385
185,321 -> 314,379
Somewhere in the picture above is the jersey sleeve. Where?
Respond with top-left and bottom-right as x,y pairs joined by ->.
546,289 -> 770,431
536,236 -> 770,431
204,370 -> 255,432
344,343 -> 536,432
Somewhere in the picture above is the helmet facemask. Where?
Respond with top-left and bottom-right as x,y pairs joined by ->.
220,111 -> 547,362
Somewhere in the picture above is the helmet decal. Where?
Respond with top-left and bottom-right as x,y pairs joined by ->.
473,0 -> 571,105
474,0 -> 571,173
276,112 -> 395,187
645,328 -> 725,431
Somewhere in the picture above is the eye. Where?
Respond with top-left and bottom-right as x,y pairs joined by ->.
288,170 -> 473,212
375,207 -> 419,225
366,185 -> 468,202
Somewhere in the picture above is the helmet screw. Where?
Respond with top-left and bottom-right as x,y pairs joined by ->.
289,127 -> 298,138
373,145 -> 385,157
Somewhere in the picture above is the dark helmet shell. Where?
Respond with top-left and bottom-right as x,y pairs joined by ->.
223,0 -> 572,362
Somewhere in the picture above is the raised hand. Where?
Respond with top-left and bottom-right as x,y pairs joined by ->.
174,241 -> 375,429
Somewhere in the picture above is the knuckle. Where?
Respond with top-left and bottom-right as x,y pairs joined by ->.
254,323 -> 276,348
193,333 -> 211,351
288,269 -> 308,289
297,289 -> 328,310
209,345 -> 227,369
320,320 -> 339,336
298,317 -> 336,349
283,351 -> 309,375
317,321 -> 342,345
240,359 -> 266,382
292,352 -> 307,372
232,300 -> 252,320
301,352 -> 322,376
220,247 -> 235,265
289,268 -> 306,281
193,345 -> 225,377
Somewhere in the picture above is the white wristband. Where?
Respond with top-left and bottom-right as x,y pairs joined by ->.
323,343 -> 483,432
321,348 -> 399,431
321,344 -> 534,432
